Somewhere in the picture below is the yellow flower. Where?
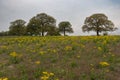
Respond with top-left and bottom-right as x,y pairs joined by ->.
35,61 -> 40,65
50,72 -> 54,76
99,62 -> 110,67
40,51 -> 45,55
53,49 -> 57,53
41,71 -> 56,80
0,78 -> 8,80
43,72 -> 48,75
10,52 -> 18,57
98,47 -> 102,51
1,46 -> 8,49
55,78 -> 59,80
90,64 -> 94,67
41,76 -> 49,80
77,55 -> 80,58
64,46 -> 72,51
3,78 -> 8,80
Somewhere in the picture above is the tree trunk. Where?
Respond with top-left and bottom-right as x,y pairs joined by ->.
41,28 -> 44,36
64,28 -> 65,36
41,27 -> 44,36
42,31 -> 44,36
97,30 -> 100,36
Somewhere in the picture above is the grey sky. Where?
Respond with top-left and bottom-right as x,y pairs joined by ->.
0,0 -> 120,35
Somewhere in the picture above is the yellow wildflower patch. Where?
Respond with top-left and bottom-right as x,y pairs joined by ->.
35,61 -> 40,65
41,71 -> 57,80
10,52 -> 18,57
0,78 -> 8,80
99,61 -> 110,67
64,46 -> 72,51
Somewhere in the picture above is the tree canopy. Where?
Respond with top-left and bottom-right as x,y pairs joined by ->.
46,26 -> 61,36
9,19 -> 26,36
59,21 -> 73,36
27,13 -> 56,36
82,13 -> 117,36
26,17 -> 40,36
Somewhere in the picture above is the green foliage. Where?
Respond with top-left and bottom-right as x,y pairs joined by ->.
82,13 -> 117,36
27,13 -> 56,36
9,56 -> 22,64
33,68 -> 43,78
0,31 -> 9,36
59,21 -> 73,36
70,61 -> 77,68
0,72 -> 5,77
9,19 -> 26,36
26,17 -> 40,36
46,26 -> 61,36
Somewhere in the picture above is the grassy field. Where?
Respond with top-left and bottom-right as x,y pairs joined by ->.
0,36 -> 120,80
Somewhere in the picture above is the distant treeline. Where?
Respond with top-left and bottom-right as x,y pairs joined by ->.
0,13 -> 117,36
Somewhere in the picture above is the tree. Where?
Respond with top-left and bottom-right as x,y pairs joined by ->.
26,17 -> 40,36
0,31 -> 9,36
82,13 -> 117,36
9,19 -> 26,36
46,26 -> 61,36
27,13 -> 56,36
58,21 -> 73,36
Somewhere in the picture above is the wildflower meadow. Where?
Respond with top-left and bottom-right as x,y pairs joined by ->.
0,36 -> 120,80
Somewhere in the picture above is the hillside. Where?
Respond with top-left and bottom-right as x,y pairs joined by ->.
0,36 -> 120,80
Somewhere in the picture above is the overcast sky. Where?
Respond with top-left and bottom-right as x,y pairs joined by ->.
0,0 -> 120,35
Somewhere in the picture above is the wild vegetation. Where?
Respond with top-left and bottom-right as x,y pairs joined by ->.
0,36 -> 120,80
82,14 -> 117,36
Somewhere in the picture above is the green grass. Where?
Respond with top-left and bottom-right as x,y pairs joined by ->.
0,36 -> 120,80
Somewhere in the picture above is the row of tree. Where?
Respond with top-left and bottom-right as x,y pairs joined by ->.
0,13 -> 117,36
0,13 -> 73,36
